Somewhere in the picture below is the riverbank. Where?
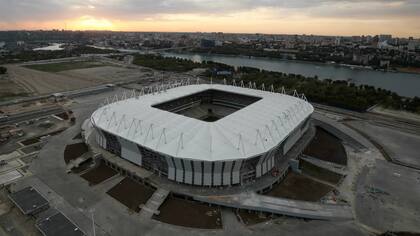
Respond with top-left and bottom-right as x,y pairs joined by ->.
161,51 -> 420,98
174,49 -> 377,70
395,67 -> 420,75
174,49 -> 420,76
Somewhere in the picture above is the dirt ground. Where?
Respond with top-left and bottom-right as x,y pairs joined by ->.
265,172 -> 334,202
235,209 -> 275,225
5,64 -> 96,95
24,61 -> 106,72
0,188 -> 40,236
55,112 -> 69,120
81,162 -> 117,185
71,160 -> 93,174
153,196 -> 222,229
107,178 -> 155,213
21,137 -> 41,146
58,66 -> 142,84
380,233 -> 420,236
300,160 -> 343,185
371,106 -> 420,123
72,132 -> 82,140
63,142 -> 88,164
20,144 -> 42,154
6,62 -> 147,95
0,99 -> 57,115
303,127 -> 347,165
0,74 -> 27,102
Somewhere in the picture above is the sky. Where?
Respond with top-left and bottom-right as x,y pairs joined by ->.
0,0 -> 419,37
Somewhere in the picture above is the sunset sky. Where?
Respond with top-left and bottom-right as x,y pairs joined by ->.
0,0 -> 419,37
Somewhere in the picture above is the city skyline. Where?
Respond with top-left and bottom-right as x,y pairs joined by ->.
1,0 -> 420,37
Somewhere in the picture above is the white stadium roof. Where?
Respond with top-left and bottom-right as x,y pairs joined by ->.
91,84 -> 314,162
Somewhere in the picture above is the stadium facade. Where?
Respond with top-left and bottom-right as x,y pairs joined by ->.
90,84 -> 314,186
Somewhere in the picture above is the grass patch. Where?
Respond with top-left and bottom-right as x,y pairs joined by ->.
24,61 -> 106,72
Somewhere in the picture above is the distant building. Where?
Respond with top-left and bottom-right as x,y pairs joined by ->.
379,34 -> 392,42
335,37 -> 341,46
380,59 -> 390,69
408,39 -> 419,51
200,39 -> 216,48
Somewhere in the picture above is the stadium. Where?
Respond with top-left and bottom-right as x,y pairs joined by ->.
90,83 -> 314,187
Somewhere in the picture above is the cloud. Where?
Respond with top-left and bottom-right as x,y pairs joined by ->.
0,0 -> 419,36
1,0 -> 419,21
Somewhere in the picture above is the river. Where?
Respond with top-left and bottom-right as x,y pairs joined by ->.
33,43 -> 64,51
162,52 -> 420,97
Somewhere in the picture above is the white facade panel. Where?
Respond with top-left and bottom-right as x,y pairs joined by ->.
183,159 -> 193,184
269,155 -> 274,170
255,156 -> 264,178
283,128 -> 302,155
213,162 -> 223,186
96,130 -> 106,148
222,161 -> 233,185
262,158 -> 268,174
232,160 -> 242,184
203,162 -> 212,186
193,161 -> 203,185
174,158 -> 184,182
166,157 -> 176,180
118,137 -> 142,165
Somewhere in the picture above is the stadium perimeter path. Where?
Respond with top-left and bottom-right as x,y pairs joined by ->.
9,89 -> 369,236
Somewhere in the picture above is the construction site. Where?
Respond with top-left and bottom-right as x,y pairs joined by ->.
0,56 -> 419,236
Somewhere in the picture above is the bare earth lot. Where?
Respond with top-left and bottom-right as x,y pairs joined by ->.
107,177 -> 155,213
59,66 -> 142,84
356,160 -> 420,233
153,195 -> 222,229
80,162 -> 117,185
300,160 -> 344,185
347,121 -> 420,168
265,172 -> 333,202
64,142 -> 88,164
0,74 -> 27,101
6,64 -> 95,95
304,126 -> 347,165
24,61 -> 105,72
236,209 -> 275,225
5,62 -> 143,95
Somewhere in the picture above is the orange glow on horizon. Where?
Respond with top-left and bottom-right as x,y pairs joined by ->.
1,11 -> 419,38
67,16 -> 115,31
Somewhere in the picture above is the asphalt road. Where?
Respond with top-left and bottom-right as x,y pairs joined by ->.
0,106 -> 65,126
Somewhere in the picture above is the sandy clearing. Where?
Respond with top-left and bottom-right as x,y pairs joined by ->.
58,66 -> 143,84
6,64 -> 96,95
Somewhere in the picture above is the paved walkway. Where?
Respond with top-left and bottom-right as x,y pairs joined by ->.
139,188 -> 169,219
87,124 -> 316,197
301,155 -> 347,176
194,192 -> 353,221
312,113 -> 369,152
